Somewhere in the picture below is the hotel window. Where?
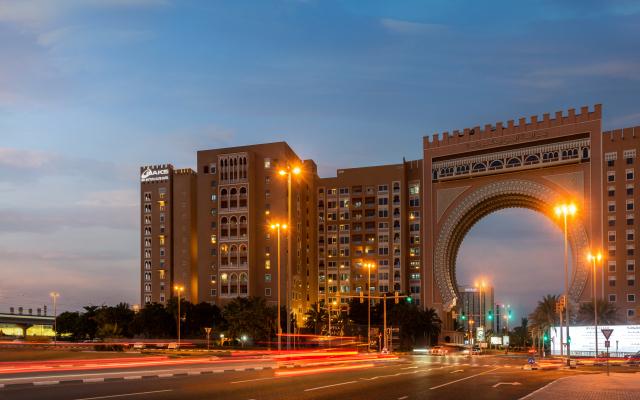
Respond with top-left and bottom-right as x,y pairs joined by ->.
265,247 -> 270,255
160,204 -> 165,211
378,247 -> 389,255
160,248 -> 165,256
160,214 -> 165,222
211,289 -> 217,296
610,294 -> 617,302
410,199 -> 420,207
609,231 -> 616,242
145,216 -> 152,224
629,261 -> 635,271
609,216 -> 616,227
211,249 -> 216,256
144,272 -> 151,281
211,164 -> 216,173
211,262 -> 216,269
265,190 -> 270,198
211,208 -> 216,215
341,212 -> 350,219
340,224 -> 349,231
609,276 -> 616,286
609,188 -> 615,197
340,248 -> 350,256
378,185 -> 388,191
265,260 -> 270,269
265,176 -> 270,184
609,247 -> 615,256
159,237 -> 165,245
628,294 -> 636,302
265,233 -> 271,240
211,194 -> 216,202
609,202 -> 616,212
329,189 -> 337,195
144,192 -> 152,201
629,275 -> 635,286
211,235 -> 216,244
160,295 -> 165,302
629,309 -> 636,318
265,288 -> 271,296
340,188 -> 349,194
144,284 -> 151,292
144,204 -> 151,212
628,184 -> 635,195
265,274 -> 271,282
211,222 -> 216,229
410,248 -> 420,255
628,215 -> 634,225
410,236 -> 420,244
627,169 -> 635,180
378,198 -> 388,205
144,295 -> 151,303
628,230 -> 635,241
629,158 -> 635,165
145,238 -> 151,247
264,158 -> 271,168
410,261 -> 420,268
628,200 -> 635,211
204,165 -> 209,174
608,171 -> 615,182
145,261 -> 151,269
144,250 -> 151,258
609,160 -> 615,167
628,245 -> 635,255
609,261 -> 616,272
411,273 -> 420,279
211,181 -> 216,188
160,261 -> 165,268
410,212 -> 420,219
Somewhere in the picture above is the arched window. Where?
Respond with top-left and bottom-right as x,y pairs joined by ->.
433,171 -> 438,179
221,217 -> 228,225
573,149 -> 578,156
229,245 -> 237,254
221,273 -> 228,282
230,273 -> 237,283
473,163 -> 486,170
221,245 -> 228,252
525,155 -> 539,162
239,187 -> 247,196
583,148 -> 589,158
230,216 -> 238,225
240,273 -> 248,282
562,150 -> 567,157
221,188 -> 228,196
507,158 -> 521,165
554,152 -> 559,158
230,188 -> 237,196
543,153 -> 548,160
490,161 -> 503,168
240,216 -> 247,224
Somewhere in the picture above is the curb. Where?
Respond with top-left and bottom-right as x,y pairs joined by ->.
0,364 -> 303,390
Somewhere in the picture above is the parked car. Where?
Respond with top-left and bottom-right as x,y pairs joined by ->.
92,338 -> 103,343
528,348 -> 538,355
12,339 -> 25,343
624,351 -> 640,361
472,347 -> 481,355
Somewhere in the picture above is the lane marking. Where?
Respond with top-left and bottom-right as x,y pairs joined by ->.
493,382 -> 521,387
231,377 -> 280,384
430,368 -> 501,390
72,390 -> 173,400
401,367 -> 418,370
399,397 -> 408,399
517,377 -> 569,400
450,370 -> 464,373
34,381 -> 59,385
360,371 -> 418,381
304,381 -> 357,391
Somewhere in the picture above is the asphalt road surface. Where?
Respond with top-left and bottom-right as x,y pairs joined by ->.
2,355 -> 636,400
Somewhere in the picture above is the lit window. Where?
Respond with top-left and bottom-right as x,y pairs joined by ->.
211,235 -> 216,243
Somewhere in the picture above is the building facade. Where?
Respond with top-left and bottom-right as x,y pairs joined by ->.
140,105 -> 640,333
459,285 -> 494,335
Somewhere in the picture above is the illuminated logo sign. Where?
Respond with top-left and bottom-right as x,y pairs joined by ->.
464,288 -> 478,292
141,167 -> 169,182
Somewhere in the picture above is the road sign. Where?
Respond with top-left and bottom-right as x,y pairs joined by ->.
601,329 -> 614,339
528,357 -> 535,365
605,341 -> 610,348
204,327 -> 211,334
382,346 -> 388,354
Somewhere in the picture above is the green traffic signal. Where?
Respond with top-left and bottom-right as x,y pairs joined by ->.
568,337 -> 571,344
488,311 -> 493,320
407,296 -> 412,303
544,335 -> 548,341
508,310 -> 512,318
461,313 -> 466,320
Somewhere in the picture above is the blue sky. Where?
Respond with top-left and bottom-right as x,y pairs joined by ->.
0,0 -> 637,319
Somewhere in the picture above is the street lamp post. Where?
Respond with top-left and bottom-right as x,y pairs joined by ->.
279,166 -> 300,351
50,293 -> 59,347
556,204 -> 576,365
587,252 -> 602,358
270,223 -> 287,353
365,263 -> 375,352
174,286 -> 184,346
475,281 -> 486,353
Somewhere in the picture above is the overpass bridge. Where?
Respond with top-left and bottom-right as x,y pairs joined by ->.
0,313 -> 55,337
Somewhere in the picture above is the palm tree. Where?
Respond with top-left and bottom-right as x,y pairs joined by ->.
453,318 -> 465,333
528,294 -> 560,341
517,317 -> 530,348
304,302 -> 327,329
420,308 -> 442,346
574,298 -> 623,325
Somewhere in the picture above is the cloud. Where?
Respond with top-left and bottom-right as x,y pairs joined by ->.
75,189 -> 139,207
531,61 -> 640,81
380,18 -> 442,34
609,112 -> 640,128
36,26 -> 77,46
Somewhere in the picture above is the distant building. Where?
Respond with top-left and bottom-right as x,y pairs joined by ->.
458,285 -> 494,334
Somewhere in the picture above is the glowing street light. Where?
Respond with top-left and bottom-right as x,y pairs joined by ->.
556,204 -> 576,365
270,222 -> 287,353
587,252 -> 602,358
278,166 -> 301,351
174,286 -> 185,346
365,263 -> 375,352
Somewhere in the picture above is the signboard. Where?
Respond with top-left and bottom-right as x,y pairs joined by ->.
550,325 -> 639,353
503,336 -> 510,346
464,288 -> 478,292
490,337 -> 502,345
605,341 -> 610,348
528,357 -> 535,365
141,167 -> 169,182
479,343 -> 488,348
601,329 -> 614,339
204,327 -> 211,334
476,327 -> 484,341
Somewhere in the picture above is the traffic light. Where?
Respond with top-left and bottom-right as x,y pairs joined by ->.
360,291 -> 364,304
488,311 -> 493,320
461,312 -> 466,320
567,336 -> 571,344
407,295 -> 412,303
508,310 -> 512,319
395,291 -> 399,304
543,334 -> 548,342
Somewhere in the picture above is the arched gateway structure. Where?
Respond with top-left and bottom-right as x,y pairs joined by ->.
423,105 -> 603,337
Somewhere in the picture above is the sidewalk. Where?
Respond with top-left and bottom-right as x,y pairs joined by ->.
522,373 -> 640,399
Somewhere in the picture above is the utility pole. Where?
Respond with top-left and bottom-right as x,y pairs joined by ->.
50,293 -> 59,347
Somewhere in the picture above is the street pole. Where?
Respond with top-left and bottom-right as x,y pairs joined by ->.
276,224 -> 282,353
51,293 -> 59,347
559,307 -> 563,358
383,294 -> 387,353
560,206 -> 576,365
174,286 -> 184,346
593,256 -> 599,358
367,263 -> 372,353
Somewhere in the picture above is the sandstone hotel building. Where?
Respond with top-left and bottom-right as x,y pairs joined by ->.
141,104 -> 640,328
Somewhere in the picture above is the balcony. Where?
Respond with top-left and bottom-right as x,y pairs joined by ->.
240,193 -> 248,197
367,238 -> 375,243
354,227 -> 362,231
394,238 -> 401,244
394,277 -> 401,282
366,202 -> 375,208
394,251 -> 401,255
354,239 -> 362,244
220,251 -> 228,256
319,253 -> 325,258
393,188 -> 400,193
354,216 -> 362,220
355,251 -> 362,256
394,264 -> 401,269
365,251 -> 375,257
393,213 -> 400,218
394,226 -> 400,231
366,215 -> 375,220
240,250 -> 247,256
353,204 -> 361,209
230,194 -> 237,199
354,190 -> 362,195
367,227 -> 375,232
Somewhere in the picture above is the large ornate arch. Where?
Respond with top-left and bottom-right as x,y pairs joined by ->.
434,179 -> 590,311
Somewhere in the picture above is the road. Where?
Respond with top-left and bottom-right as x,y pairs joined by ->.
1,355 -> 636,400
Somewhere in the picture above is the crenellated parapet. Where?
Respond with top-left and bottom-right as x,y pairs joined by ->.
425,104 -> 601,149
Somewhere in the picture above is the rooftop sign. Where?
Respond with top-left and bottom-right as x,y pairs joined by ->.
141,167 -> 169,182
